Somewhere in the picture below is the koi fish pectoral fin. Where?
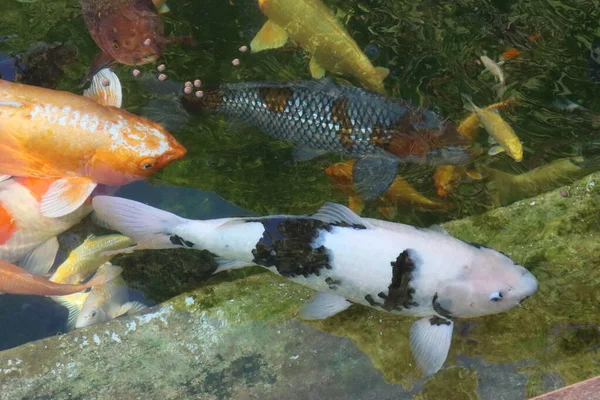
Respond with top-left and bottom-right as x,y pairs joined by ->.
488,145 -> 506,156
52,296 -> 83,331
297,292 -> 353,320
155,1 -> 170,14
0,175 -> 11,184
117,301 -> 148,317
352,157 -> 400,201
83,68 -> 123,108
309,57 -> 326,79
40,177 -> 97,218
250,20 -> 289,53
409,316 -> 454,376
16,237 -> 59,276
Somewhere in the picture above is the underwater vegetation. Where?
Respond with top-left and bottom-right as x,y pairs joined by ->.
0,0 -> 599,398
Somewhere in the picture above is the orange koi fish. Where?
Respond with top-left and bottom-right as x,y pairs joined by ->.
0,259 -> 121,296
0,177 -> 93,276
501,48 -> 521,61
326,160 -> 448,218
80,0 -> 190,80
433,165 -> 482,198
0,69 -> 186,218
325,159 -> 365,214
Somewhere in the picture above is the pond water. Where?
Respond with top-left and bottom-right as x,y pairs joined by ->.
0,0 -> 599,399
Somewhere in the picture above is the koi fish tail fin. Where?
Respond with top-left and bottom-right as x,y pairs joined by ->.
481,166 -> 522,207
493,83 -> 507,99
460,93 -> 477,113
92,196 -> 188,250
84,263 -> 123,289
375,67 -> 390,82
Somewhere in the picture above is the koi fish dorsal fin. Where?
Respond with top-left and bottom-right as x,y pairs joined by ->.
250,20 -> 288,53
83,68 -> 123,108
40,177 -> 97,218
309,57 -> 326,79
409,317 -> 454,376
311,202 -> 372,229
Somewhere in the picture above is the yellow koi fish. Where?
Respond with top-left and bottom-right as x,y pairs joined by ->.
251,0 -> 389,93
462,95 -> 523,162
485,156 -> 598,207
457,99 -> 516,141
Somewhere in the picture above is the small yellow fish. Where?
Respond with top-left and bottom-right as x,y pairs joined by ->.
433,165 -> 482,198
462,95 -> 523,162
325,159 -> 448,219
76,265 -> 147,329
251,0 -> 389,93
457,99 -> 516,141
49,234 -> 135,285
376,175 -> 448,219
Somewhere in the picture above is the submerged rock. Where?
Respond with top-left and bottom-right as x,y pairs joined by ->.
1,172 -> 600,399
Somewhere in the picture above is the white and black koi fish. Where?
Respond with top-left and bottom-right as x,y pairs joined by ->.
92,196 -> 538,376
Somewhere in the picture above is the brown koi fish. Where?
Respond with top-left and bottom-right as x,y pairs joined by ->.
80,0 -> 190,80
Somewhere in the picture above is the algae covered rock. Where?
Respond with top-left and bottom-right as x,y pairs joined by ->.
1,171 -> 599,399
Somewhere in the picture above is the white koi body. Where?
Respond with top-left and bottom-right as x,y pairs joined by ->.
93,196 -> 538,375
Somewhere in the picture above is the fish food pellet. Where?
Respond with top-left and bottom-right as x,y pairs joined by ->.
232,58 -> 240,66
184,86 -> 193,95
158,73 -> 167,81
132,69 -> 141,77
195,90 -> 204,98
194,79 -> 202,88
157,64 -> 166,72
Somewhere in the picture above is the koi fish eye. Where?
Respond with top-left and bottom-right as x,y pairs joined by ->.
140,158 -> 157,170
489,291 -> 503,302
89,310 -> 98,318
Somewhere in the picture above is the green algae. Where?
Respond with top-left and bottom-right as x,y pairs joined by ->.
414,367 -> 479,400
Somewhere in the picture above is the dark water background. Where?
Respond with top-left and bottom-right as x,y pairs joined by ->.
1,0 -> 600,398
